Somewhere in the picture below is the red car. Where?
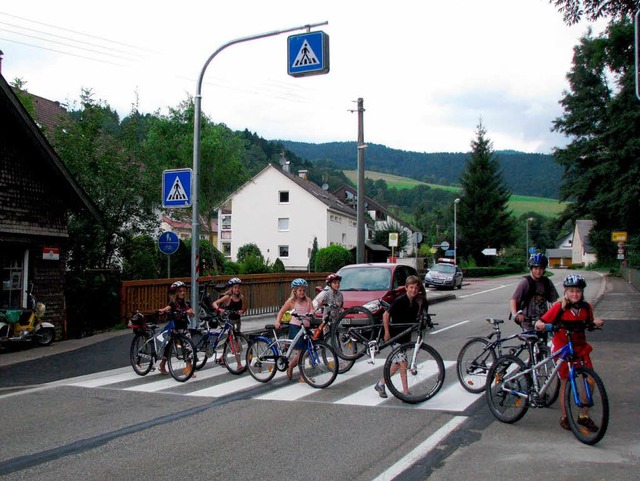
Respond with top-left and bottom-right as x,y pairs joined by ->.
318,263 -> 418,318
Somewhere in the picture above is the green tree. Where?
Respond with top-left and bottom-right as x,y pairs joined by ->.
121,235 -> 160,280
51,89 -> 159,271
457,122 -> 516,266
237,243 -> 264,264
552,18 -> 640,263
315,245 -> 353,272
549,0 -> 637,25
308,237 -> 319,272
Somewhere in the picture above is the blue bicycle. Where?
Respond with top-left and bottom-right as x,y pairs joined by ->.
190,309 -> 248,374
246,312 -> 339,388
486,321 -> 609,445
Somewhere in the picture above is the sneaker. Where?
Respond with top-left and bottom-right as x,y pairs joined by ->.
374,381 -> 388,398
559,416 -> 571,430
577,415 -> 599,432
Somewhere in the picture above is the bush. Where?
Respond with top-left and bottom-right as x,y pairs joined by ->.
315,245 -> 353,272
237,243 -> 264,264
241,253 -> 270,274
272,258 -> 286,273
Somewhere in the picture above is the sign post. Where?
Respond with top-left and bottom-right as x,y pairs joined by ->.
158,232 -> 180,278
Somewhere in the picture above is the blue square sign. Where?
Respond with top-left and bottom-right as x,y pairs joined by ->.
288,31 -> 330,77
162,168 -> 192,208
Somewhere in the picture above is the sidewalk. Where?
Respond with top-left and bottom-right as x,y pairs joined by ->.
0,290 -> 457,368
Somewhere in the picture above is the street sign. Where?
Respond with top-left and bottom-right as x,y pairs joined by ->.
162,169 -> 192,208
158,231 -> 180,255
389,232 -> 399,247
612,231 -> 628,242
440,241 -> 450,251
288,31 -> 330,77
482,248 -> 497,256
412,232 -> 423,244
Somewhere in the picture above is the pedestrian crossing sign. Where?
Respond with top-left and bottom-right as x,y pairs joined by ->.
288,31 -> 330,77
162,168 -> 192,208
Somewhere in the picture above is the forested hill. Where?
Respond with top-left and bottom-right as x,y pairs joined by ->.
279,141 -> 562,199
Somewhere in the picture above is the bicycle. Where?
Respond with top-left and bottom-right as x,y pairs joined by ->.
190,309 -> 248,374
382,309 -> 445,404
128,311 -> 196,382
456,317 -> 558,405
485,321 -> 609,445
246,312 -> 339,388
311,304 -> 356,374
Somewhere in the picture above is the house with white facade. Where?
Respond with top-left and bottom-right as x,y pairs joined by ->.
572,219 -> 597,266
216,164 -> 358,270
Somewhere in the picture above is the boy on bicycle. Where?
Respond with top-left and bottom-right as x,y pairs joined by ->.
535,274 -> 603,431
374,275 -> 426,398
511,253 -> 559,331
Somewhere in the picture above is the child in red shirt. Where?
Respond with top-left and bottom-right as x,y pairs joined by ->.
535,274 -> 603,432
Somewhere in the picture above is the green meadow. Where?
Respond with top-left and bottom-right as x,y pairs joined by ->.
342,170 -> 567,218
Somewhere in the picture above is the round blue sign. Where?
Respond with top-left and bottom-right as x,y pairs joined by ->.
158,231 -> 180,255
529,247 -> 537,254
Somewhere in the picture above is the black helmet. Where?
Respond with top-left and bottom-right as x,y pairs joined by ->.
563,274 -> 586,289
528,253 -> 548,269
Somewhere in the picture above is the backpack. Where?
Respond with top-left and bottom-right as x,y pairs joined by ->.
518,275 -> 554,312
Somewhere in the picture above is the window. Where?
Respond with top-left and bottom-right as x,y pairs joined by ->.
278,218 -> 289,231
221,215 -> 231,230
279,245 -> 289,258
222,243 -> 231,257
1,249 -> 25,309
279,191 -> 289,203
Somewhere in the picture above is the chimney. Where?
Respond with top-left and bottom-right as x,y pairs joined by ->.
298,170 -> 308,180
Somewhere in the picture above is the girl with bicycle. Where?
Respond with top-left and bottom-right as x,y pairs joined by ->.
213,277 -> 246,332
275,278 -> 314,381
535,274 -> 603,431
374,275 -> 427,398
313,273 -> 343,316
158,281 -> 195,376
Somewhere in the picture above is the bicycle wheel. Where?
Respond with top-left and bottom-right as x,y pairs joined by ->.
331,306 -> 375,361
565,366 -> 609,445
535,345 -> 560,407
485,355 -> 530,423
167,335 -> 196,382
383,343 -> 445,404
456,337 -> 496,394
130,333 -> 154,376
191,330 -> 208,370
246,338 -> 278,382
299,341 -> 339,389
222,332 -> 249,375
322,331 -> 355,374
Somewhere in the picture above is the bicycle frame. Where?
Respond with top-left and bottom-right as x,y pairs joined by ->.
498,331 -> 583,404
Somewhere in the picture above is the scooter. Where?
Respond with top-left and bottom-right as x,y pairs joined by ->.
0,285 -> 55,351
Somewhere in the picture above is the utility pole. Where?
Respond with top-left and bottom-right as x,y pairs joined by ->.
354,98 -> 366,263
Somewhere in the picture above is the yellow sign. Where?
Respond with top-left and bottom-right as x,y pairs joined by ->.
611,231 -> 627,242
389,232 -> 399,247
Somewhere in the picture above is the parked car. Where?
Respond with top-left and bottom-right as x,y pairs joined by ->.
317,263 -> 419,319
424,261 -> 463,289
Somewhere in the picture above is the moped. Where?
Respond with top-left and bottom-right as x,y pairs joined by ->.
0,284 -> 55,351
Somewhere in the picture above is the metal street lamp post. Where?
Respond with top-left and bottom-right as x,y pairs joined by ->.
454,198 -> 460,265
525,217 -> 534,261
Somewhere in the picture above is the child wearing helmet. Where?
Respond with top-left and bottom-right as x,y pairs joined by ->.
158,281 -> 195,376
313,273 -> 343,319
510,253 -> 559,330
213,277 -> 246,333
275,278 -> 314,381
535,274 -> 604,431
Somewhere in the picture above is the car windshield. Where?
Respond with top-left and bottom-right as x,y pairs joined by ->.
338,267 -> 392,291
431,264 -> 454,274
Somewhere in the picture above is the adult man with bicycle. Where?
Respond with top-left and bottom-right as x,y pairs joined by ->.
510,253 -> 559,331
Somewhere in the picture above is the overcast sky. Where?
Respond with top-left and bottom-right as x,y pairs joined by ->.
1,1 -> 605,154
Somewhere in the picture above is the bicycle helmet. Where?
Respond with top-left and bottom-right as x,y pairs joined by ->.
325,273 -> 342,284
291,278 -> 308,288
528,253 -> 548,269
170,281 -> 187,291
227,277 -> 242,287
563,274 -> 586,289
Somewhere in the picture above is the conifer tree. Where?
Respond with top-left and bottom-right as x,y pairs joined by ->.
457,122 -> 515,266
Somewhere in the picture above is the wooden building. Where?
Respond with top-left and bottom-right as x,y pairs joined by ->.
0,74 -> 101,338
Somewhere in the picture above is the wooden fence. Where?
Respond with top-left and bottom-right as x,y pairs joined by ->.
120,272 -> 329,324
